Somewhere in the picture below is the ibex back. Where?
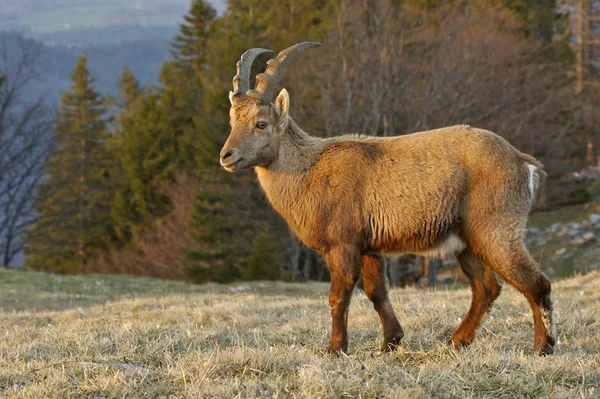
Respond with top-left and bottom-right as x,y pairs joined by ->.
220,42 -> 555,356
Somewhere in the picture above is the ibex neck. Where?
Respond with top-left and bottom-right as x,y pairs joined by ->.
254,117 -> 325,224
268,117 -> 323,173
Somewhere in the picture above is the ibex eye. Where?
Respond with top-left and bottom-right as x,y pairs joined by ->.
256,122 -> 267,129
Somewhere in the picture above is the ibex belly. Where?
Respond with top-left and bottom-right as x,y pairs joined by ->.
382,233 -> 466,258
365,191 -> 464,257
369,220 -> 465,258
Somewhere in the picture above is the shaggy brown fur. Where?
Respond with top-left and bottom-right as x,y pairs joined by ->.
220,53 -> 554,356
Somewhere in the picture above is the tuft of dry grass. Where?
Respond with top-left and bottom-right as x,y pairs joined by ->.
1,269 -> 599,398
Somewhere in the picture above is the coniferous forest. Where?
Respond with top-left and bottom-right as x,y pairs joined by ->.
2,0 -> 599,282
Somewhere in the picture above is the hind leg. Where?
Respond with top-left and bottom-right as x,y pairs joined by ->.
495,248 -> 555,355
450,249 -> 502,348
471,226 -> 555,355
361,254 -> 404,351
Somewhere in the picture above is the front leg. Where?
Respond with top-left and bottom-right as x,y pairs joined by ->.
324,246 -> 361,354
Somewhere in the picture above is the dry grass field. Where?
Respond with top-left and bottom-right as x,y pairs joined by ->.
0,269 -> 599,398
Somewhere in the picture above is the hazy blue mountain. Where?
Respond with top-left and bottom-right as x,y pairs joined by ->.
1,1 -> 227,99
37,25 -> 180,47
2,30 -> 173,119
0,0 -> 226,41
39,38 -> 172,104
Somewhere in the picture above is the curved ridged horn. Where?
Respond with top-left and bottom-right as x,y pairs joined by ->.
247,42 -> 321,103
232,48 -> 273,96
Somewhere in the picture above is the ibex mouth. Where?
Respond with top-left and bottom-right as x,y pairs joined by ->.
220,157 -> 243,172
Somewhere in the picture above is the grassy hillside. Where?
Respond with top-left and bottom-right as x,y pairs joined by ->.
1,269 -> 598,398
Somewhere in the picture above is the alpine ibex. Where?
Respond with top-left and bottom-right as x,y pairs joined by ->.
220,42 -> 555,356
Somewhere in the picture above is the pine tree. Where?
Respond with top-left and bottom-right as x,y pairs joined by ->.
171,0 -> 216,78
25,54 -> 115,273
110,91 -> 178,241
162,1 -> 217,169
106,0 -> 218,246
118,66 -> 141,117
177,0 -> 255,283
110,67 -> 144,241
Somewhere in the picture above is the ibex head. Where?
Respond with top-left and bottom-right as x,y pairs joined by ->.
219,42 -> 320,172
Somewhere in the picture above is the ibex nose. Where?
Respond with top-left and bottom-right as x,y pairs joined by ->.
220,144 -> 240,171
220,150 -> 233,162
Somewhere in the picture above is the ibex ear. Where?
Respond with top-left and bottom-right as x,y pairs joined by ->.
274,88 -> 289,126
228,91 -> 235,105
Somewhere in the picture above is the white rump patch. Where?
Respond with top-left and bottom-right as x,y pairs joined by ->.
527,164 -> 538,202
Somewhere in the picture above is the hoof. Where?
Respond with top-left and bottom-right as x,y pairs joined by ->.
447,337 -> 472,349
326,344 -> 348,355
536,343 -> 554,356
381,332 -> 404,352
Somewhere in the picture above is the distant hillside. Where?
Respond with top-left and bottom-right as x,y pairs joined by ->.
0,1 -> 226,101
1,31 -> 171,106
37,24 -> 180,46
40,39 -> 172,102
0,0 -> 226,38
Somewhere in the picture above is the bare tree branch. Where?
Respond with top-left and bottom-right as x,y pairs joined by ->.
0,32 -> 54,267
